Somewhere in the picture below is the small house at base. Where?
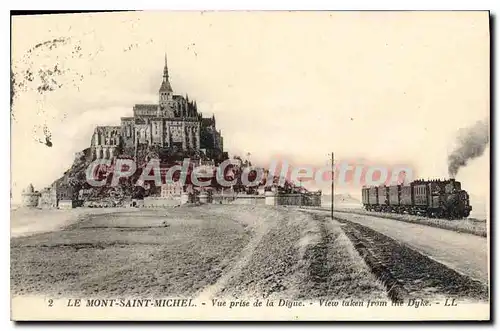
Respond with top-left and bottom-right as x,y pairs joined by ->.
131,199 -> 145,208
58,200 -> 75,209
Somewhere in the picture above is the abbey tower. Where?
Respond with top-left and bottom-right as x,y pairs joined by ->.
90,54 -> 224,161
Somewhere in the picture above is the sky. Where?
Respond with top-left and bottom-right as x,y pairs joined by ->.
11,11 -> 490,203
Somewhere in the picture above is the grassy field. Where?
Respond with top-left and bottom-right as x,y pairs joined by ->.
11,205 -> 387,300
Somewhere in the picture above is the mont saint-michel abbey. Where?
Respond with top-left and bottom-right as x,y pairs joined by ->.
90,54 -> 225,162
21,54 -> 323,209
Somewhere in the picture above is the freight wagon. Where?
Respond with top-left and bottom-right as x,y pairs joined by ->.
361,179 -> 472,219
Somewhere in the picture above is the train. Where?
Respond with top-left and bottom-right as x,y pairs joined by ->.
361,178 -> 472,219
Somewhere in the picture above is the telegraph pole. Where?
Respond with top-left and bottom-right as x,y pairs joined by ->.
331,152 -> 334,219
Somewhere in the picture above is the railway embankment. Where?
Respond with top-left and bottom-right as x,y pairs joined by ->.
300,207 -> 487,237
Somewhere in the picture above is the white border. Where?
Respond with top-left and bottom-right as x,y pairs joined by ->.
3,2 -> 497,330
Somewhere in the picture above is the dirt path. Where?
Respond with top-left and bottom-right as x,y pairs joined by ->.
292,213 -> 387,301
336,217 -> 488,302
302,210 -> 489,302
195,210 -> 278,301
332,211 -> 489,284
205,208 -> 387,300
301,207 -> 487,236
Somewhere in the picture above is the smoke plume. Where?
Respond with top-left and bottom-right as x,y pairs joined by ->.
448,119 -> 489,178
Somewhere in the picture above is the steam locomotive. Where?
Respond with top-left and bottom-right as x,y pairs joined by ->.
361,178 -> 472,219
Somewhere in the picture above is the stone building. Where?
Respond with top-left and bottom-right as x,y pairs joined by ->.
90,54 -> 224,160
90,126 -> 121,160
21,184 -> 41,208
37,183 -> 74,209
38,186 -> 57,209
160,181 -> 183,198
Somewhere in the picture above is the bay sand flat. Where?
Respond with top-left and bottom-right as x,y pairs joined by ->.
11,207 -> 138,238
11,205 -> 487,303
11,205 -> 387,300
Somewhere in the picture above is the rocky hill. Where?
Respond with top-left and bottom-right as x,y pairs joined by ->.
51,146 -> 150,204
51,144 -> 315,205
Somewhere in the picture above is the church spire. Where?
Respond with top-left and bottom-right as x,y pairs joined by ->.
159,52 -> 173,93
163,53 -> 169,80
